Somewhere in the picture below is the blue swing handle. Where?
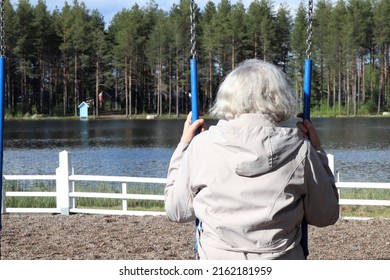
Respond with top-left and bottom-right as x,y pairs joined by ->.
301,58 -> 312,259
190,59 -> 199,122
303,59 -> 312,121
190,58 -> 201,253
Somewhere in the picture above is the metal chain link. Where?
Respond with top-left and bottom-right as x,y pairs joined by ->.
306,0 -> 313,59
0,0 -> 4,57
190,0 -> 196,59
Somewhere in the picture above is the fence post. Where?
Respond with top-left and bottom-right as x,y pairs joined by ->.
327,153 -> 341,217
56,150 -> 72,215
122,183 -> 127,212
327,154 -> 335,177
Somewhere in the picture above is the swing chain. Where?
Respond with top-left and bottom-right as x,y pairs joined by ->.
0,0 -> 4,57
190,0 -> 196,59
306,0 -> 313,59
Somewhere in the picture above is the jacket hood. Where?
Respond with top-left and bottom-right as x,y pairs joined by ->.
209,114 -> 304,177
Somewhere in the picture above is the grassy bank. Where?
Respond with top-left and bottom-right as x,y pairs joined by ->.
339,188 -> 390,218
5,108 -> 390,121
4,181 -> 164,212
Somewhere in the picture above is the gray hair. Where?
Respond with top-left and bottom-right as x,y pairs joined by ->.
209,59 -> 297,123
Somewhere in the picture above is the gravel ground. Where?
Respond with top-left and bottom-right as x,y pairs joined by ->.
0,214 -> 389,260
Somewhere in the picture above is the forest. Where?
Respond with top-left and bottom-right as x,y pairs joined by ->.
2,0 -> 390,118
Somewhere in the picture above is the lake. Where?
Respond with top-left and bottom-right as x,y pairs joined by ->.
3,117 -> 390,183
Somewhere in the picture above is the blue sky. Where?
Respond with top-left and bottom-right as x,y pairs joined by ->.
11,0 -> 303,26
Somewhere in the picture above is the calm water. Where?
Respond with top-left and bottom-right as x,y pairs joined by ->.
3,117 -> 390,182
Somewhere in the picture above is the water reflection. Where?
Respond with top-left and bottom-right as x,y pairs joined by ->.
80,120 -> 90,148
3,117 -> 390,182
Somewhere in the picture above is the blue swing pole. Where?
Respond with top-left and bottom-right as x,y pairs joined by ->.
303,59 -> 312,121
190,57 -> 200,253
0,56 -> 4,231
300,58 -> 312,259
301,0 -> 314,259
190,0 -> 199,124
190,0 -> 201,254
0,0 -> 5,231
190,59 -> 198,122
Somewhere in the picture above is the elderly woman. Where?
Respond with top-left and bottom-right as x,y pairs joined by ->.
164,59 -> 339,260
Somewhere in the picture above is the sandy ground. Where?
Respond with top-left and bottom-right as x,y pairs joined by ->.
0,214 -> 389,260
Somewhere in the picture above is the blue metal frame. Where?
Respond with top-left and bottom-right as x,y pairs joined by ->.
301,58 -> 312,259
303,59 -> 312,121
190,58 -> 200,253
0,56 -> 5,230
190,59 -> 199,122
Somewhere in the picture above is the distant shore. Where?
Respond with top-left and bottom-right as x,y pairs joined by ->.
4,113 -> 189,121
4,111 -> 390,121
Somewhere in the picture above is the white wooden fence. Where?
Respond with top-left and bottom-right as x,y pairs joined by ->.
1,150 -> 390,217
1,151 -> 166,216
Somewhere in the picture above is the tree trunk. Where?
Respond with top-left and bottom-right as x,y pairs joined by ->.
129,60 -> 132,118
74,53 -> 78,117
63,54 -> 67,116
346,66 -> 350,116
169,58 -> 172,117
125,57 -> 128,117
378,48 -> 384,115
6,56 -> 12,112
95,59 -> 99,117
352,57 -> 357,115
49,65 -> 53,116
361,54 -> 365,105
338,61 -> 342,115
231,38 -> 235,69
332,75 -> 336,113
385,43 -> 389,107
39,57 -> 44,114
134,60 -> 138,115
176,50 -> 179,117
254,32 -> 258,58
209,51 -> 213,110
159,58 -> 162,116
327,67 -> 331,111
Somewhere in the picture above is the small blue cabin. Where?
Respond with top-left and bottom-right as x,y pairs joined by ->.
78,101 -> 89,119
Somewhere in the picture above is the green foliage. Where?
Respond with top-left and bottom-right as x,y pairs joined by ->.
3,0 -> 390,118
5,181 -> 56,208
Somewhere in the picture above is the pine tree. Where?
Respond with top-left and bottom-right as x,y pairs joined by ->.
346,0 -> 373,115
33,0 -> 53,114
90,10 -> 108,117
274,3 -> 292,70
214,0 -> 232,75
14,0 -> 35,114
328,0 -> 348,114
146,9 -> 169,116
312,0 -> 333,111
373,0 -> 390,113
200,1 -> 217,111
3,0 -> 17,113
291,2 -> 308,101
229,0 -> 246,68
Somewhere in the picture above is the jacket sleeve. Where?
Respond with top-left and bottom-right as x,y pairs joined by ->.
164,142 -> 197,223
303,145 -> 340,227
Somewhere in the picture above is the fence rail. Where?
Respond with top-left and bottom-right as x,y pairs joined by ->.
1,150 -> 390,217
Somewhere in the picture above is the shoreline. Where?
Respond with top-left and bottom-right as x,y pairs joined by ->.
4,112 -> 390,121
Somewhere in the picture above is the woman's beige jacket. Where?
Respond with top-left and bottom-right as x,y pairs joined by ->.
165,114 -> 339,260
